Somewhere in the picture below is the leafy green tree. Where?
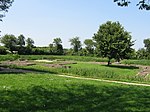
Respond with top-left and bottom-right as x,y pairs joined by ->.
26,37 -> 34,54
48,38 -> 64,55
26,37 -> 34,48
53,38 -> 63,55
93,21 -> 134,65
53,38 -> 62,45
32,47 -> 50,55
136,48 -> 147,59
143,38 -> 150,58
0,0 -> 14,21
0,34 -> 17,53
69,37 -> 82,53
49,43 -> 54,54
144,38 -> 150,52
18,34 -> 25,47
78,48 -> 88,56
84,39 -> 95,55
0,46 -> 7,54
114,0 -> 150,10
16,34 -> 26,54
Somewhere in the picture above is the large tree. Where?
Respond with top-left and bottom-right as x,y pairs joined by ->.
93,21 -> 134,66
26,37 -> 34,48
0,0 -> 14,21
136,48 -> 147,59
25,37 -> 34,54
18,34 -> 25,47
0,34 -> 17,52
114,0 -> 150,10
69,37 -> 82,53
144,38 -> 150,52
84,39 -> 95,55
53,38 -> 63,55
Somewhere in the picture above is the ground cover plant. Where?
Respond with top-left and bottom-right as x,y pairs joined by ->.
0,74 -> 150,112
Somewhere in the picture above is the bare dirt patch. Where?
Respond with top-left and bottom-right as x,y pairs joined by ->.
0,60 -> 35,66
0,67 -> 34,73
44,61 -> 77,68
0,60 -> 36,73
137,66 -> 150,77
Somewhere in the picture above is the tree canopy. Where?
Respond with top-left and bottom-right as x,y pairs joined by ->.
114,0 -> 150,10
53,38 -> 63,55
84,39 -> 95,55
93,21 -> 134,65
18,34 -> 25,47
0,0 -> 14,21
26,37 -> 34,48
0,34 -> 17,52
69,37 -> 82,53
144,38 -> 150,55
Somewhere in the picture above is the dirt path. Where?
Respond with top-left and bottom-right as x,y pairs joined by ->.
136,65 -> 150,77
58,74 -> 150,87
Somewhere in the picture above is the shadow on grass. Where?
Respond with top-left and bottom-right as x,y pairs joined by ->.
0,67 -> 57,75
0,84 -> 150,112
102,64 -> 139,70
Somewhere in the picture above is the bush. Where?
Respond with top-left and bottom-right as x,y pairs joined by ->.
0,46 -> 7,55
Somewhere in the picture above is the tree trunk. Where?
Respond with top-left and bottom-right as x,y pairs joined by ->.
108,59 -> 111,66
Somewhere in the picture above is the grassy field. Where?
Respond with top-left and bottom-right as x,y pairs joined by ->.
0,74 -> 150,112
1,54 -> 150,66
11,61 -> 149,83
0,55 -> 110,62
122,59 -> 150,66
0,55 -> 150,111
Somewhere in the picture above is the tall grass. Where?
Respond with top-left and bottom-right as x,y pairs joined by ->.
0,54 -> 20,61
122,59 -> 150,66
14,62 -> 144,83
19,55 -> 110,62
60,63 -> 141,82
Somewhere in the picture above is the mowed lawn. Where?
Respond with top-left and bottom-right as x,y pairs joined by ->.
0,74 -> 150,112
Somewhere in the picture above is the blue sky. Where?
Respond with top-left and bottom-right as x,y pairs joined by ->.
0,0 -> 150,50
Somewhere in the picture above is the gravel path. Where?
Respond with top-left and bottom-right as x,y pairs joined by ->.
58,74 -> 150,87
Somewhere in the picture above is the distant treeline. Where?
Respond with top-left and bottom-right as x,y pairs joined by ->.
0,21 -> 150,61
0,34 -> 149,60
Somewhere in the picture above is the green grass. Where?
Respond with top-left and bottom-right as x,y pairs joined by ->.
60,63 -> 140,81
0,55 -> 150,111
0,74 -> 150,112
11,62 -> 147,83
122,59 -> 150,66
0,54 -> 20,61
19,55 -> 110,62
0,54 -> 109,62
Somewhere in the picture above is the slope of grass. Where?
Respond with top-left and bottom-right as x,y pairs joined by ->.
0,74 -> 150,112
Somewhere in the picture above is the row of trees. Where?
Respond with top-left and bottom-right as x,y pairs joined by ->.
0,21 -> 150,65
136,38 -> 150,59
0,34 -> 34,54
